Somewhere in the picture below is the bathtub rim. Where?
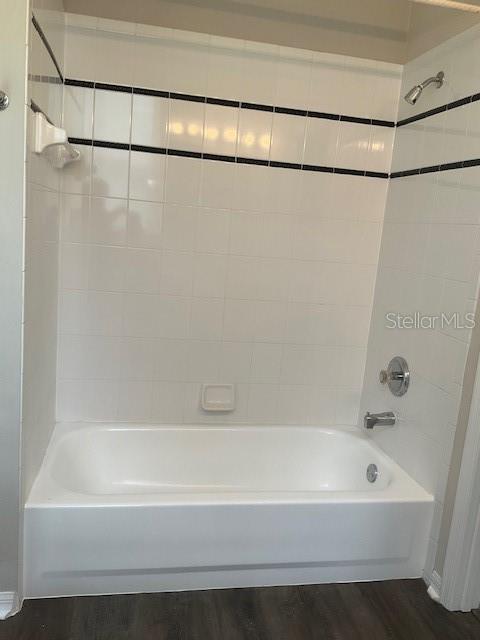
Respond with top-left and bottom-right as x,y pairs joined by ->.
26,422 -> 434,508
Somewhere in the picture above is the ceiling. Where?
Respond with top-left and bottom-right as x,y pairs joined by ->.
62,0 -> 480,63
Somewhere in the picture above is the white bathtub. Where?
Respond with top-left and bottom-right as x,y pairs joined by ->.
25,423 -> 433,598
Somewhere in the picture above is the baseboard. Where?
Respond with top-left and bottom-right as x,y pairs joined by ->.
0,592 -> 20,619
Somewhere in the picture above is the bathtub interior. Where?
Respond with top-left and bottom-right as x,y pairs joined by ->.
38,424 -> 398,497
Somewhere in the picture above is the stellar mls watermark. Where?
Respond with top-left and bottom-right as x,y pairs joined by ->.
385,312 -> 475,330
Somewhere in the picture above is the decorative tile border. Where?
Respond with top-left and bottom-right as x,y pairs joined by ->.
69,133 -> 480,181
391,158 -> 480,178
397,93 -> 480,127
64,79 -> 396,128
68,137 -> 389,179
65,77 -> 480,132
33,9 -> 480,134
34,12 -> 480,181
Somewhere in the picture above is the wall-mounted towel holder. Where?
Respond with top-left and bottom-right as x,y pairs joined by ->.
32,111 -> 80,169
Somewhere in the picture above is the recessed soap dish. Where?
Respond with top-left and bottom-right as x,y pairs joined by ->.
201,384 -> 235,412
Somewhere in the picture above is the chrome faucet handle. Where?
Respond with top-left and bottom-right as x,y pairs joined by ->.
379,357 -> 410,397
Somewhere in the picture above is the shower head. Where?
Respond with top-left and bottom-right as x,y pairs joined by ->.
404,71 -> 445,105
404,85 -> 423,105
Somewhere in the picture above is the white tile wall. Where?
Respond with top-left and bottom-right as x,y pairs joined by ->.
58,15 -> 400,426
168,99 -> 205,152
360,22 -> 480,584
131,93 -> 169,148
23,10 -> 65,500
94,89 -> 132,143
28,7 -> 480,588
237,109 -> 272,160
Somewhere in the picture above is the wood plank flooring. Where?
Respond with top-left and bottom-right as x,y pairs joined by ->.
1,579 -> 479,640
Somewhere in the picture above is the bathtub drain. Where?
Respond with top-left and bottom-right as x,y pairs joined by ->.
366,463 -> 379,483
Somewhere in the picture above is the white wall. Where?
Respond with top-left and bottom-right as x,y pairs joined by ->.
56,15 -> 401,426
360,22 -> 480,583
22,4 -> 65,500
0,0 -> 30,612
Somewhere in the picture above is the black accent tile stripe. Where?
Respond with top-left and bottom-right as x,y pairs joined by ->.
270,161 -> 302,170
396,115 -> 422,127
440,160 -> 464,171
274,106 -> 308,117
167,148 -> 202,158
31,14 -> 64,83
206,97 -> 240,108
397,105 -> 448,127
68,138 -> 130,150
390,158 -> 480,178
66,77 -> 480,133
334,167 -> 365,176
418,165 -> 440,175
67,136 -> 389,179
421,105 -> 447,119
366,171 -> 389,179
372,119 -> 395,128
396,90 -> 480,128
170,92 -> 205,103
462,158 -> 480,168
340,115 -> 371,125
65,78 -> 396,127
240,102 -> 274,112
203,153 -> 236,163
448,96 -> 471,110
236,157 -> 270,166
131,144 -> 167,155
301,164 -> 334,173
65,78 -> 95,89
68,137 -> 93,146
307,110 -> 340,121
133,86 -> 169,98
391,168 -> 420,178
95,82 -> 132,94
397,115 -> 424,127
93,139 -> 130,150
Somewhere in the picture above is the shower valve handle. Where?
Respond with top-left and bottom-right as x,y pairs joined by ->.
379,356 -> 410,397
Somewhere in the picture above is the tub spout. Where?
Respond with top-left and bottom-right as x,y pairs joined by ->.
364,411 -> 396,429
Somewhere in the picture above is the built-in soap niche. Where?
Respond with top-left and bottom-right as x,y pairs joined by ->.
201,384 -> 236,412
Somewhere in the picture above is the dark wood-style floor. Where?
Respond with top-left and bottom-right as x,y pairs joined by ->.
1,579 -> 479,640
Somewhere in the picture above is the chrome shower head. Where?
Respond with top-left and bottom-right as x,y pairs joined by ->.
404,84 -> 423,105
404,71 -> 444,105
